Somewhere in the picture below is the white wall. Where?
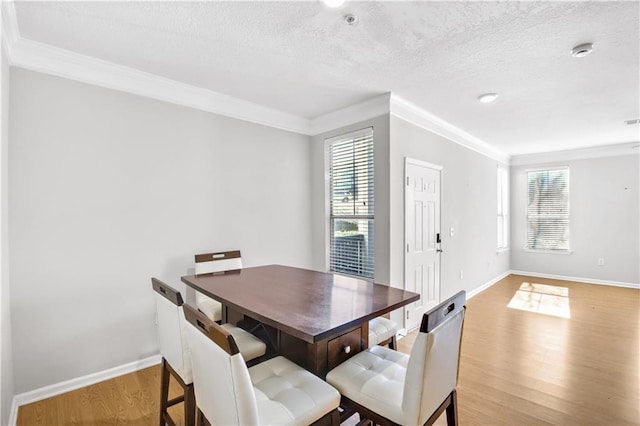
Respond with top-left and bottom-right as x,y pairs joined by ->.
389,116 -> 511,300
1,43 -> 14,425
310,115 -> 391,284
511,155 -> 640,285
9,68 -> 313,393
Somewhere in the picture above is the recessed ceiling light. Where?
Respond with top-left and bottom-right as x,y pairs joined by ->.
571,43 -> 594,58
322,0 -> 346,8
478,93 -> 498,103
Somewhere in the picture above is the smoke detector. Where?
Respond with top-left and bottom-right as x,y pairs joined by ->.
344,14 -> 357,25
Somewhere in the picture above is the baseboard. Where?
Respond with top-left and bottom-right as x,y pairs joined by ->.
467,270 -> 511,299
8,397 -> 18,426
509,270 -> 640,289
8,354 -> 162,425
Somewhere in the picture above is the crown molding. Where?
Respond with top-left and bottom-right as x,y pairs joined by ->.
1,1 -> 19,61
1,3 -> 311,135
0,0 -> 516,157
9,38 -> 311,134
390,94 -> 511,164
510,142 -> 639,166
309,93 -> 391,136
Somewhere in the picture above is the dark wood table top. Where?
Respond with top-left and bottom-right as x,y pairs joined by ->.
181,264 -> 419,343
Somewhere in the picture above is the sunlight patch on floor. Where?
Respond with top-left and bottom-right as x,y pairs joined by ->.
507,282 -> 571,318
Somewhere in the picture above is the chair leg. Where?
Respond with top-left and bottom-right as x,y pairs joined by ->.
330,409 -> 341,425
388,335 -> 397,350
196,408 -> 212,426
184,383 -> 196,426
159,357 -> 195,426
159,358 -> 170,426
445,389 -> 458,426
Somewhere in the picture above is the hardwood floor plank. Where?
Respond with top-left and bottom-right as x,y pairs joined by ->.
17,275 -> 639,425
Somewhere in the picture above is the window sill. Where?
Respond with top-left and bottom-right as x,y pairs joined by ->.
524,249 -> 573,255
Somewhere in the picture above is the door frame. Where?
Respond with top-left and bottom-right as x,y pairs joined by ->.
403,157 -> 443,331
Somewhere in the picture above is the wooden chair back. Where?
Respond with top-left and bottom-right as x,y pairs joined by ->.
194,250 -> 242,275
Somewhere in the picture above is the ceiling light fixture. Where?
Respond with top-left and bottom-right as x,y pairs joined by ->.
571,42 -> 594,58
478,93 -> 499,103
322,0 -> 346,8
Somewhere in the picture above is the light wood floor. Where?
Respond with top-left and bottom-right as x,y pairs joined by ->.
17,274 -> 639,425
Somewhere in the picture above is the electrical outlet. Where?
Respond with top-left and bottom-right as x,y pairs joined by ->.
597,258 -> 605,266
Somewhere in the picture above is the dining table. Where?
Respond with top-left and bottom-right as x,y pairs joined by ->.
181,264 -> 420,378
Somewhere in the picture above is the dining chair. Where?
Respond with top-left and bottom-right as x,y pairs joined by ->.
152,279 -> 268,425
182,303 -> 342,426
326,291 -> 466,426
368,316 -> 399,350
152,278 -> 196,426
194,250 -> 242,322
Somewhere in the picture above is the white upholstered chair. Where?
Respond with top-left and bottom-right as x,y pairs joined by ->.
183,304 -> 341,426
194,250 -> 242,322
152,278 -> 196,426
153,279 -> 267,425
194,250 -> 272,356
326,291 -> 466,426
368,316 -> 399,349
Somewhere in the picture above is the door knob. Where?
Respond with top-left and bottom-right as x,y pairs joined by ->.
437,249 -> 443,253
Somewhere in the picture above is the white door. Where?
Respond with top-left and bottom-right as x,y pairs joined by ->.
404,158 -> 442,331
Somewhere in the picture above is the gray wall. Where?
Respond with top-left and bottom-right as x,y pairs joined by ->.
511,155 -> 639,284
9,68 -> 313,393
310,114 -> 510,330
389,116 -> 511,301
310,115 -> 391,284
1,47 -> 14,425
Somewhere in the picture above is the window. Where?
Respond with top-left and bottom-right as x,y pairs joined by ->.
327,128 -> 374,278
497,165 -> 509,250
526,168 -> 570,251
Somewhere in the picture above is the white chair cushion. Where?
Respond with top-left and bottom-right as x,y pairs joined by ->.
250,356 -> 340,425
326,346 -> 408,425
196,292 -> 222,322
368,317 -> 398,347
221,323 -> 267,362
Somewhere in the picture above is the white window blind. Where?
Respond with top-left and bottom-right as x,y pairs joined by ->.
327,128 -> 374,278
526,168 -> 570,251
497,165 -> 509,250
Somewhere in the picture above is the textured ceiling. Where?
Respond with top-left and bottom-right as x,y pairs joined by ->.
13,1 -> 640,156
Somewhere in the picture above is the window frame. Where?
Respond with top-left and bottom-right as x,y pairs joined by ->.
497,164 -> 510,252
325,127 -> 375,279
524,166 -> 571,253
